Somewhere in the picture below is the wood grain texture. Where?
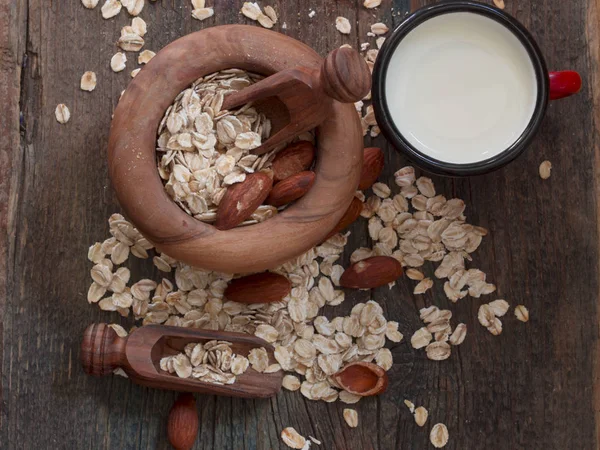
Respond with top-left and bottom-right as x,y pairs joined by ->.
0,0 -> 27,436
590,0 -> 600,444
0,0 -> 598,449
81,324 -> 283,398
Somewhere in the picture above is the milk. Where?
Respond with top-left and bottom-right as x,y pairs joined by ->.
385,12 -> 538,164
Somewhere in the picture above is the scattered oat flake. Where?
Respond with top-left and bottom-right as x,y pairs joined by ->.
192,7 -> 214,20
414,406 -> 428,427
343,408 -> 358,428
404,399 -> 415,413
364,0 -> 381,8
138,50 -> 155,64
82,0 -> 99,8
493,0 -> 505,9
118,28 -> 144,52
131,68 -> 141,78
101,0 -> 122,19
335,17 -> 351,34
477,304 -> 495,327
55,104 -> 70,124
479,301 -> 506,335
241,2 -> 262,20
371,23 -> 388,35
426,341 -> 451,361
309,436 -> 321,445
257,13 -> 275,28
488,299 -> 510,317
372,182 -> 391,198
539,160 -> 552,179
131,17 -> 147,36
248,347 -> 269,372
430,423 -> 449,448
411,327 -> 432,349
515,305 -> 529,322
282,374 -> 301,391
122,0 -> 144,16
111,52 -> 127,72
406,268 -> 424,281
281,427 -> 306,449
308,10 -> 316,18
80,71 -> 97,91
413,278 -> 433,295
449,323 -> 467,346
192,0 -> 205,7
376,37 -> 386,49
264,5 -> 277,23
487,317 -> 503,335
339,390 -> 361,404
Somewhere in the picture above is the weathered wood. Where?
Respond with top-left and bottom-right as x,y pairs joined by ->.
590,0 -> 600,445
0,0 -> 599,449
0,0 -> 27,435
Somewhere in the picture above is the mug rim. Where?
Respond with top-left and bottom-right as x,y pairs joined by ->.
372,0 -> 550,177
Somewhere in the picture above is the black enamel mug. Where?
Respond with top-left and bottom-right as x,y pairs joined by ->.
372,1 -> 581,176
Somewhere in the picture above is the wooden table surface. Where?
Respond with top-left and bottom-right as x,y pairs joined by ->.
1,0 -> 599,449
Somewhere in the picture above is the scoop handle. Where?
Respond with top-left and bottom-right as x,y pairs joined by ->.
81,323 -> 128,376
549,71 -> 581,100
320,47 -> 372,103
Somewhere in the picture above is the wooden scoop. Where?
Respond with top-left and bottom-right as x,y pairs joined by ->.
81,323 -> 283,398
222,47 -> 371,155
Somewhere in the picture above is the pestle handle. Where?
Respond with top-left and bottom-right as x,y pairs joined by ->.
320,47 -> 372,103
81,323 -> 128,376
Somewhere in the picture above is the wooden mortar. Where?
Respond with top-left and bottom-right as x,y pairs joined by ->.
108,25 -> 364,273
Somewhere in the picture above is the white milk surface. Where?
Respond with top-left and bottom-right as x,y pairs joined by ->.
385,12 -> 538,164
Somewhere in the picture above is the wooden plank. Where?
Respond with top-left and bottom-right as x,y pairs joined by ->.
0,0 -> 598,449
590,0 -> 600,444
0,0 -> 27,435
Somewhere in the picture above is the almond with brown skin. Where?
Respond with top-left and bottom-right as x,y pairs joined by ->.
324,197 -> 363,240
168,394 -> 199,450
272,141 -> 316,183
358,147 -> 384,190
340,256 -> 403,289
333,361 -> 388,396
267,171 -> 315,207
215,172 -> 273,230
225,272 -> 291,303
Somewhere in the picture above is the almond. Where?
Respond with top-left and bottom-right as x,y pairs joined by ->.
358,147 -> 384,190
340,256 -> 403,289
272,141 -> 316,183
215,172 -> 273,230
324,197 -> 363,240
333,361 -> 388,396
167,394 -> 199,450
224,272 -> 291,303
267,171 -> 315,207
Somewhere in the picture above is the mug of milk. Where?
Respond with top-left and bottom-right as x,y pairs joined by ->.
371,1 -> 581,176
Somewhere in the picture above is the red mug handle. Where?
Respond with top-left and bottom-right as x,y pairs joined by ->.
549,71 -> 582,100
